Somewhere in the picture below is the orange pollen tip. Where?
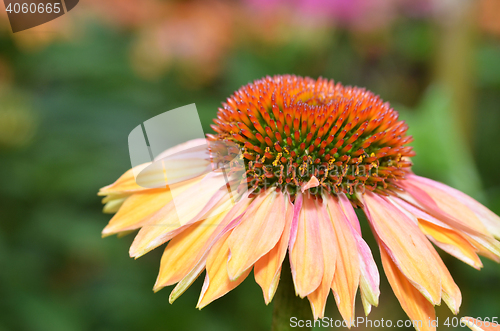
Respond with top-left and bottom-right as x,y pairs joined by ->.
208,75 -> 414,197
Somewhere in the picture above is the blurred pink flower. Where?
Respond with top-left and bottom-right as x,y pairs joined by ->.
245,0 -> 435,30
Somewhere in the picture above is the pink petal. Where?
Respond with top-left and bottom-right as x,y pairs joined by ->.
168,201 -> 248,303
400,175 -> 490,236
409,175 -> 500,239
289,194 -> 324,298
337,193 -> 379,315
391,196 -> 483,269
361,192 -> 442,305
338,192 -> 362,234
307,198 -> 337,319
325,195 -> 359,325
227,189 -> 287,280
398,178 -> 500,261
254,195 -> 294,304
155,194 -> 252,293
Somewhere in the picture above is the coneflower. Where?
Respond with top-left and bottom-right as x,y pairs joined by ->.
99,75 -> 500,331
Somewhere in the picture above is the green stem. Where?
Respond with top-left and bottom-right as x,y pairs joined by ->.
272,257 -> 313,331
434,0 -> 476,146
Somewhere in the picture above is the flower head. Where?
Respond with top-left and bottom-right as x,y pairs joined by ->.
99,75 -> 500,330
208,75 -> 413,200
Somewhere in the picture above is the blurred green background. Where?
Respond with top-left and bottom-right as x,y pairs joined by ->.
1,0 -> 499,330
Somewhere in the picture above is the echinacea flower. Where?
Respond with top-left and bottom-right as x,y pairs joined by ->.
99,75 -> 500,330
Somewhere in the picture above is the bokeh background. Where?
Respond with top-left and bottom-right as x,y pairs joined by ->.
1,0 -> 500,330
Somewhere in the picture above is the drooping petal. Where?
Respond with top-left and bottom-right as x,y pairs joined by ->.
466,237 -> 500,263
197,231 -> 252,309
338,193 -> 380,316
254,195 -> 294,304
102,176 -> 203,237
418,219 -> 482,269
150,138 -> 211,187
102,196 -> 127,214
408,175 -> 500,239
227,189 -> 287,280
154,138 -> 208,160
380,245 -> 437,331
400,175 -> 490,236
288,193 -> 303,254
397,183 -> 500,262
102,189 -> 172,237
356,233 -> 380,316
307,198 -> 337,320
338,192 -> 362,234
153,211 -> 228,290
361,192 -> 442,305
99,139 -> 211,196
168,196 -> 251,302
289,194 -> 324,298
325,195 -> 359,325
99,163 -> 153,195
154,140 -> 212,186
390,196 -> 462,315
129,172 -> 230,258
426,240 -> 462,315
391,196 -> 483,269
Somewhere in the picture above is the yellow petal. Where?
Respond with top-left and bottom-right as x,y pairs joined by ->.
99,163 -> 152,195
102,189 -> 172,237
307,198 -> 337,320
357,236 -> 380,316
326,195 -> 360,325
168,195 -> 253,301
361,192 -> 442,305
102,196 -> 127,214
290,194 -> 324,298
227,189 -> 287,280
419,219 -> 482,269
153,210 -> 229,290
254,195 -> 294,304
129,173 -> 230,258
380,245 -> 437,331
399,201 -> 463,314
197,232 -> 252,309
467,236 -> 500,263
392,196 -> 483,270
